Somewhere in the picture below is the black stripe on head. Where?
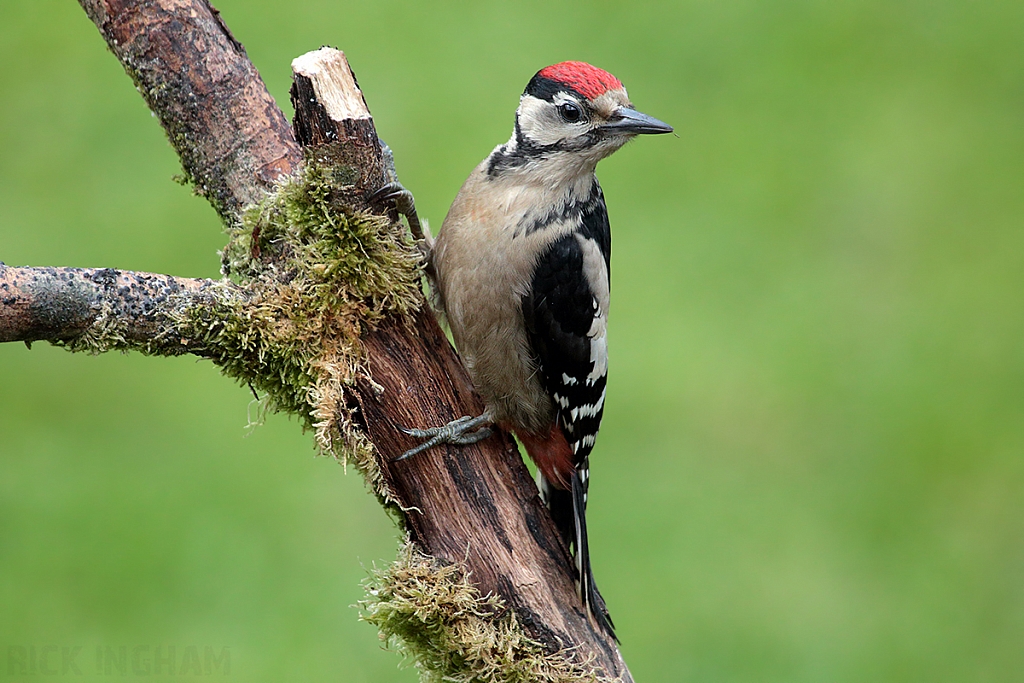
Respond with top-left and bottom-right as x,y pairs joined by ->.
525,74 -> 586,102
487,117 -> 582,177
487,119 -> 561,176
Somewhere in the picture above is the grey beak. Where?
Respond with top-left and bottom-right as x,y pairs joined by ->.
602,107 -> 674,135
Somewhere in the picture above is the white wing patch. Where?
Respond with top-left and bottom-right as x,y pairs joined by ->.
586,334 -> 607,385
574,233 -> 609,388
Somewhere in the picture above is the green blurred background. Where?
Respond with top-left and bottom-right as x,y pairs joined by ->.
2,0 -> 1023,681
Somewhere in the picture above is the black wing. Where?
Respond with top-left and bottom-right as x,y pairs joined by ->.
522,183 -> 616,640
523,178 -> 611,460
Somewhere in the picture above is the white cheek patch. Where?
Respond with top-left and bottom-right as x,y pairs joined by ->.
516,94 -> 597,148
517,95 -> 564,146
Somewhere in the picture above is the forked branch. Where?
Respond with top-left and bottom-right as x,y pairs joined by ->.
0,2 -> 633,680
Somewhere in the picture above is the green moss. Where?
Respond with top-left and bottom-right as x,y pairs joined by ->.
61,297 -> 131,354
190,161 -> 421,478
362,543 -> 614,683
56,157 -> 601,681
53,157 -> 419,501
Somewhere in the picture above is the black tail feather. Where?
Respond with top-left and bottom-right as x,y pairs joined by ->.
538,468 -> 617,641
571,468 -> 617,641
538,472 -> 575,548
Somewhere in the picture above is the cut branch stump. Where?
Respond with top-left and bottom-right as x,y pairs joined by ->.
1,3 -> 632,680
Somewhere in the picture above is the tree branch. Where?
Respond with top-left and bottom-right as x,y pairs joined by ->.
0,264 -> 235,354
286,51 -> 630,678
1,2 -> 633,680
77,0 -> 302,220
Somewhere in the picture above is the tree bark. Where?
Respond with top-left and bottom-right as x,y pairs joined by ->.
0,265 -> 231,350
77,0 -> 302,220
285,49 -> 629,676
2,2 -> 632,680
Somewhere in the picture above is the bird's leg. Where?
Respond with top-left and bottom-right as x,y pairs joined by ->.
374,137 -> 430,244
395,412 -> 494,461
369,181 -> 436,288
374,140 -> 434,277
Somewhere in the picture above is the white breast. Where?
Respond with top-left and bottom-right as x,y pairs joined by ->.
432,162 -> 594,433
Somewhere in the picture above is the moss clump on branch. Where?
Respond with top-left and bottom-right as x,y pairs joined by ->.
362,543 -> 612,683
178,160 -> 422,487
47,157 -> 419,498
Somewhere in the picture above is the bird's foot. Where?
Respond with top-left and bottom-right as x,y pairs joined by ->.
395,413 -> 493,461
369,181 -> 428,245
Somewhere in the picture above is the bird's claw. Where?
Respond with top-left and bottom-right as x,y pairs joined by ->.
369,181 -> 425,243
395,413 -> 493,461
368,182 -> 407,206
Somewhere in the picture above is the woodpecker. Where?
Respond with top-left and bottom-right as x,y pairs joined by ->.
383,62 -> 671,639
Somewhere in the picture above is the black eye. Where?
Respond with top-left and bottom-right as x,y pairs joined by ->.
558,101 -> 584,123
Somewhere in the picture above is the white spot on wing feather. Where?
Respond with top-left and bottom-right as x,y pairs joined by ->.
573,388 -> 606,419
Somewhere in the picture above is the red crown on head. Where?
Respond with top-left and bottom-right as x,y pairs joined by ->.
537,61 -> 623,100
